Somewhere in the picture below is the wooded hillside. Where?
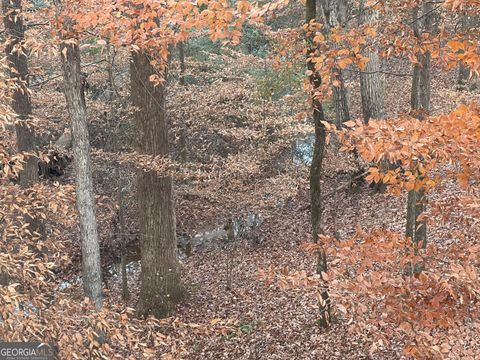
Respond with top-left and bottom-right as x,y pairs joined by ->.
0,0 -> 479,358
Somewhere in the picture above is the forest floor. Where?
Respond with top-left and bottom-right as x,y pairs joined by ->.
105,166 -> 480,359
105,56 -> 478,359
30,47 -> 479,359
117,185 -> 408,360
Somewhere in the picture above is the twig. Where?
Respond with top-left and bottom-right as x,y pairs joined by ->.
26,22 -> 49,28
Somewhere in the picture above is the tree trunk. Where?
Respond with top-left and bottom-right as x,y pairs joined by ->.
411,66 -> 421,111
457,11 -> 469,87
116,170 -> 129,301
419,1 -> 432,114
410,5 -> 422,113
411,50 -> 431,120
131,51 -> 184,318
2,0 -> 38,185
306,0 -> 326,247
307,0 -> 330,329
332,77 -> 350,127
407,2 -> 435,248
457,61 -> 470,88
319,0 -> 350,127
414,188 -> 426,248
419,50 -> 431,113
60,37 -> 103,310
359,0 -> 385,123
178,41 -> 186,86
457,12 -> 478,88
411,2 -> 434,119
405,189 -> 416,241
3,0 -> 45,241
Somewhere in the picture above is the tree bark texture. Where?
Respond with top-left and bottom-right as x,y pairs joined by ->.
307,0 -> 330,328
332,77 -> 350,127
178,41 -> 186,86
457,12 -> 479,87
306,0 -> 327,248
2,0 -> 38,185
3,0 -> 45,241
131,51 -> 184,318
407,2 -> 435,248
319,0 -> 350,127
60,38 -> 103,310
411,2 -> 434,118
359,0 -> 385,123
405,189 -> 416,241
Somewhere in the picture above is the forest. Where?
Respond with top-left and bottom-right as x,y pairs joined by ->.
0,0 -> 479,359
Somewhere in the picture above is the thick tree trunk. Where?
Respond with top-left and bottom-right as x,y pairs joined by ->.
359,0 -> 385,123
2,0 -> 37,185
3,0 -> 45,241
131,51 -> 184,318
60,38 -> 103,310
